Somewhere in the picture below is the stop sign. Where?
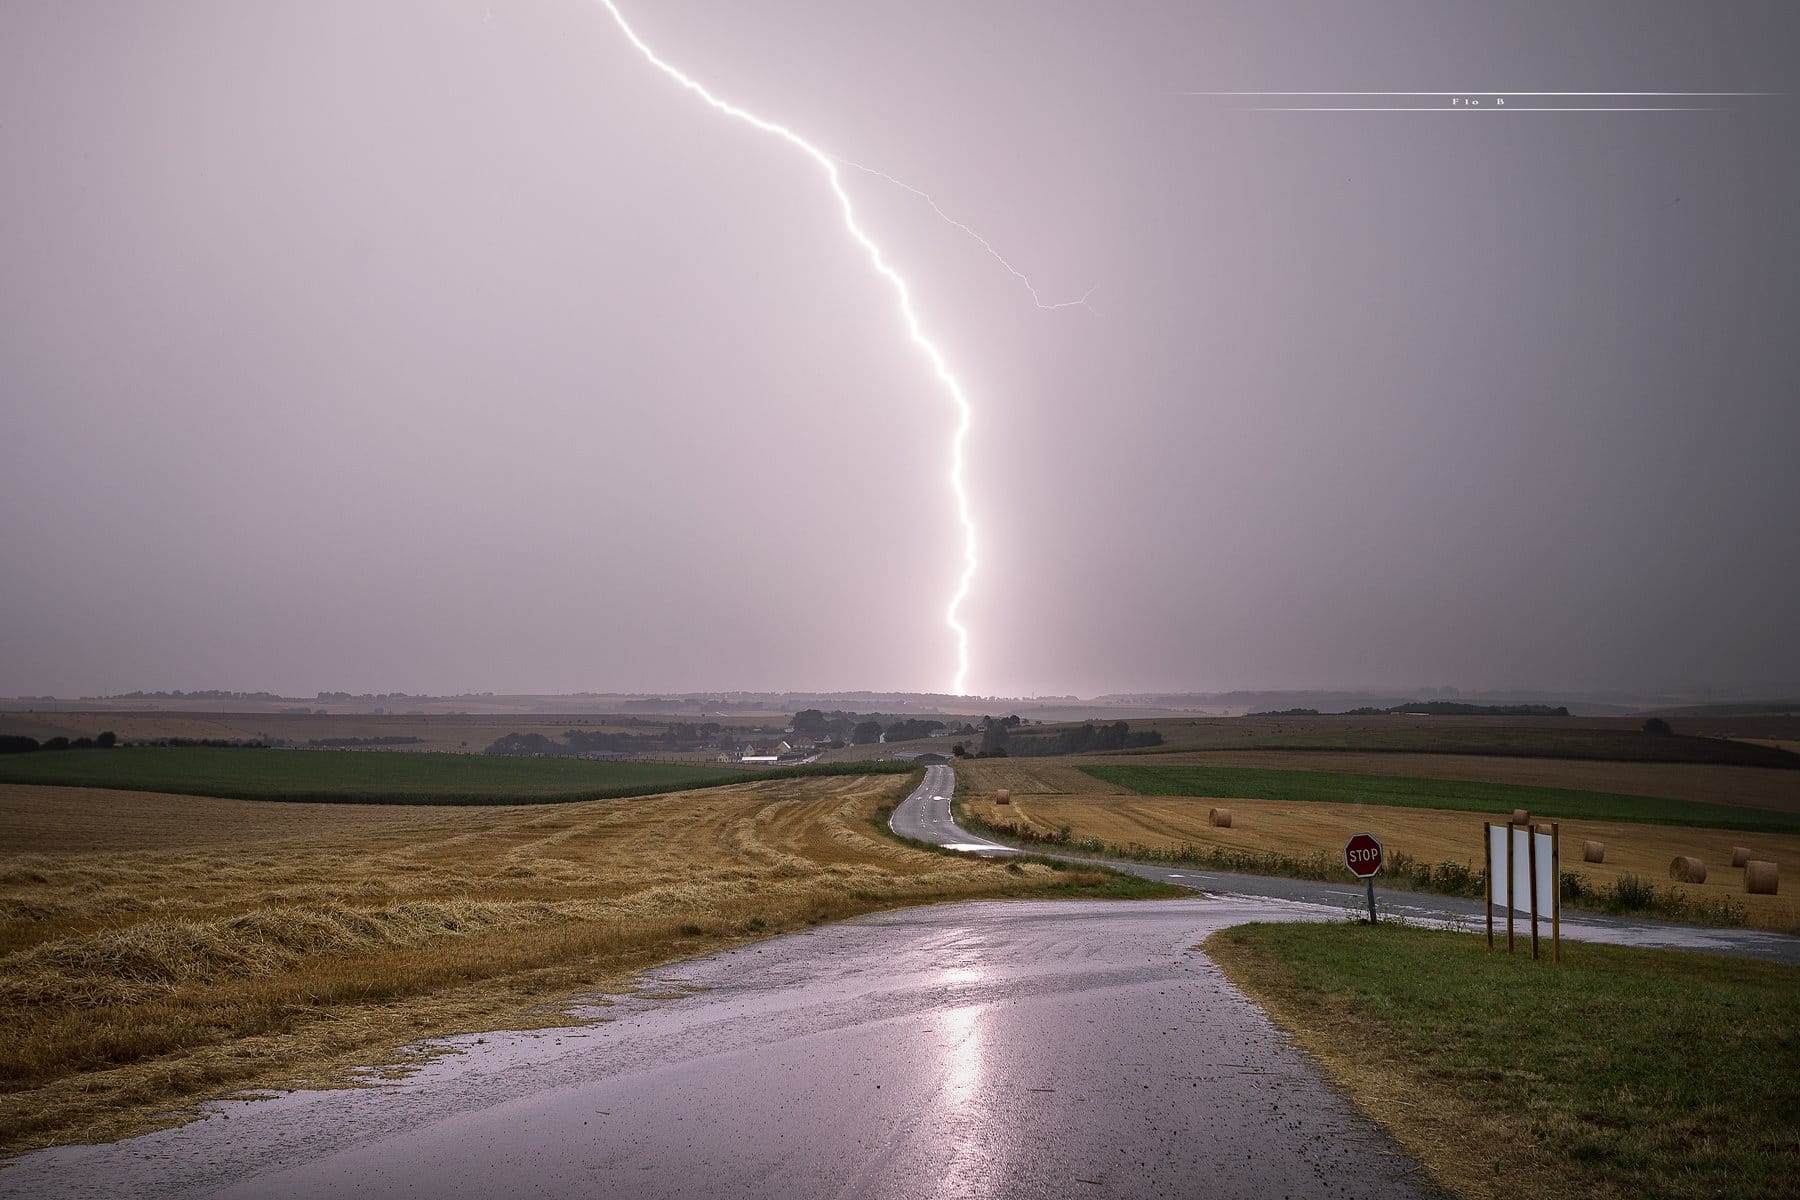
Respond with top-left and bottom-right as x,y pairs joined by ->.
1344,832 -> 1384,878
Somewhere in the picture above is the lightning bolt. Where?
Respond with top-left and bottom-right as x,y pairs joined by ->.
834,158 -> 1100,313
594,1 -> 980,694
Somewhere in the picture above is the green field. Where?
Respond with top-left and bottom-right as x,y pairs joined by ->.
1125,725 -> 1800,767
1083,763 -> 1800,833
1209,923 -> 1800,1200
0,748 -> 911,805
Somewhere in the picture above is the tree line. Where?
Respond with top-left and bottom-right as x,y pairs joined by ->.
0,732 -> 117,754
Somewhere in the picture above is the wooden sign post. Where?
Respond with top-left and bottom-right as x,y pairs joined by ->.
1485,817 -> 1560,961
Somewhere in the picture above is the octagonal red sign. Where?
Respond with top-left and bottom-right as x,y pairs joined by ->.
1344,832 -> 1384,878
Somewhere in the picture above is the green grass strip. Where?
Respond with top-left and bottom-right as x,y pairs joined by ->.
0,747 -> 915,805
1083,763 -> 1800,833
1209,923 -> 1800,1200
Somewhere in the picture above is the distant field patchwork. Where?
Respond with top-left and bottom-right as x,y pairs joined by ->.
1083,764 -> 1800,834
0,747 -> 744,805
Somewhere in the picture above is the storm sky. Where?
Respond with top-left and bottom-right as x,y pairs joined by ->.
3,1 -> 1796,699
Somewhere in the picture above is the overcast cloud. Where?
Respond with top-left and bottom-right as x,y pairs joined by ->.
2,1 -> 1796,698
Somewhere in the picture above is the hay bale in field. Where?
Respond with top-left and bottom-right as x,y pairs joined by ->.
1535,822 -> 1556,836
1744,861 -> 1779,895
995,789 -> 1011,806
1510,809 -> 1530,826
1208,807 -> 1233,828
1582,840 -> 1605,864
1669,856 -> 1707,884
1731,846 -> 1751,868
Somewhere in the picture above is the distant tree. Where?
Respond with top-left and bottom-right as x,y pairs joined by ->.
980,721 -> 1010,755
1642,717 -> 1674,736
951,742 -> 967,757
851,720 -> 884,746
0,735 -> 39,754
792,709 -> 830,739
43,736 -> 70,750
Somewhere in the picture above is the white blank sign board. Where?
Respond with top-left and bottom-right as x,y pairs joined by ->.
1488,824 -> 1556,916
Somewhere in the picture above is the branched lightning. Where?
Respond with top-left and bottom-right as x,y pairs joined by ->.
833,158 -> 1100,313
595,1 -> 986,692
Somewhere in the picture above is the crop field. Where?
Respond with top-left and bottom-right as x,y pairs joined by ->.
1084,749 -> 1800,811
0,748 -> 929,806
960,791 -> 1800,929
1120,717 -> 1800,768
0,773 -> 1165,1153
0,747 -> 740,803
1209,923 -> 1800,1200
0,710 -> 729,755
1082,764 -> 1800,833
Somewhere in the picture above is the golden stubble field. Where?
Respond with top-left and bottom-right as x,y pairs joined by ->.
956,760 -> 1800,930
0,774 -> 1115,1154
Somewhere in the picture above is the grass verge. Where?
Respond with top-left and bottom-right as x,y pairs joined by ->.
0,746 -> 915,805
1085,764 -> 1800,833
1207,922 -> 1799,1200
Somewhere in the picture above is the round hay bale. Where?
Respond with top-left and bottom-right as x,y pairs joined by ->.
1731,846 -> 1751,868
1582,840 -> 1605,864
1745,861 -> 1779,895
1510,809 -> 1530,826
1535,822 -> 1556,836
995,788 -> 1011,806
1669,856 -> 1707,884
1208,807 -> 1233,828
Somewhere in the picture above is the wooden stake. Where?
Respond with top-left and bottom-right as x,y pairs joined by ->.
1484,822 -> 1493,951
1506,822 -> 1515,954
1528,820 -> 1540,960
1551,821 -> 1561,964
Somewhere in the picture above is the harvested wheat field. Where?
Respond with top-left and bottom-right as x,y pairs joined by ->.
960,791 -> 1800,931
952,760 -> 1134,797
0,773 -> 1137,1154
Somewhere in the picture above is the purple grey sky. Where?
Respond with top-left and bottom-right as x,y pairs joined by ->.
2,1 -> 1796,699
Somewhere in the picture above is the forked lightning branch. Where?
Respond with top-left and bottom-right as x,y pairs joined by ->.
594,0 -> 983,694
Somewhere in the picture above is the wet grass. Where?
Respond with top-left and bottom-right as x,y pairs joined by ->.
1085,764 -> 1800,833
1208,922 -> 1800,1200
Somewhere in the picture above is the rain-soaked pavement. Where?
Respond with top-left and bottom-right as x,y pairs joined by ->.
4,897 -> 1440,1199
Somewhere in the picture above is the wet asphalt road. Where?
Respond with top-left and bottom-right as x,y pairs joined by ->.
897,764 -> 1800,965
12,766 -> 1788,1198
5,897 -> 1437,1200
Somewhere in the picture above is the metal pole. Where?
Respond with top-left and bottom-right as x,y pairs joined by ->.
1366,875 -> 1377,924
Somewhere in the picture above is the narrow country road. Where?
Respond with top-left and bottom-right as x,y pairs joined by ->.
6,898 -> 1435,1200
894,763 -> 1800,965
11,764 -> 1787,1198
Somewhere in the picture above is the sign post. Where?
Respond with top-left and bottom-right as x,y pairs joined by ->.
1343,832 -> 1383,923
1484,818 -> 1561,961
